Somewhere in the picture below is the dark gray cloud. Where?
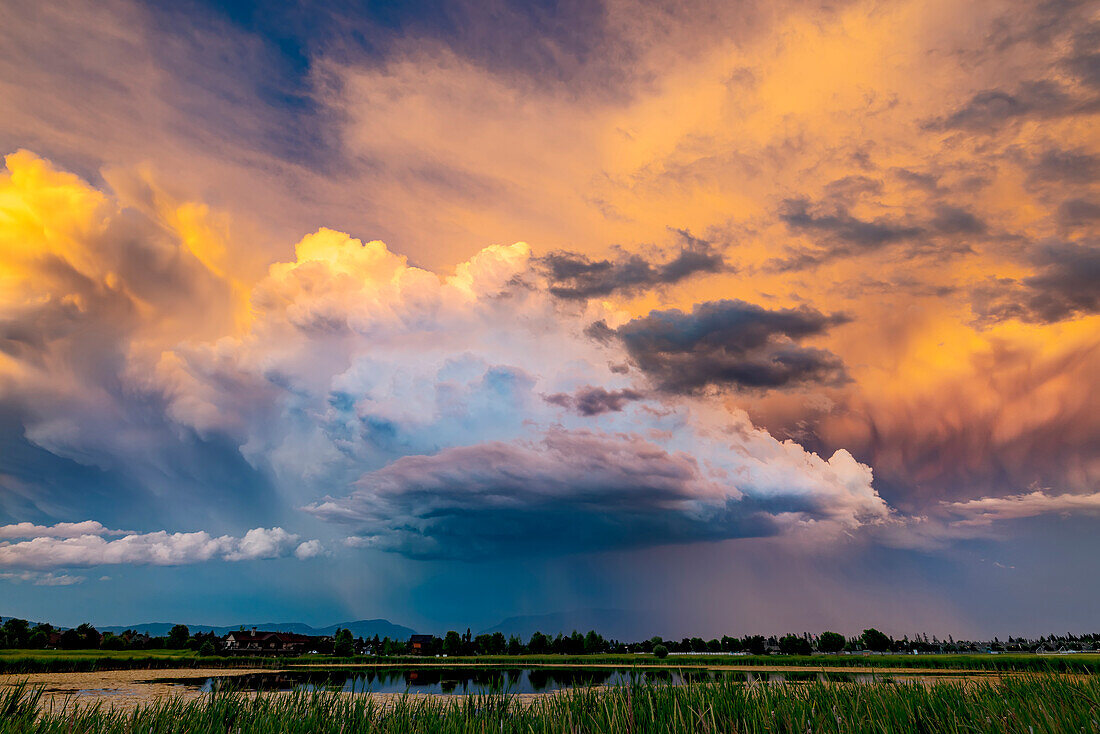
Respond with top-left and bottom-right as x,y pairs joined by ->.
544,386 -> 645,416
1058,199 -> 1100,226
771,197 -> 925,268
537,230 -> 728,300
822,175 -> 883,200
1027,148 -> 1100,184
1064,22 -> 1100,90
927,80 -> 1100,133
591,299 -> 849,394
971,241 -> 1100,324
304,430 -> 831,559
891,168 -> 942,192
930,205 -> 986,235
778,198 -> 923,249
984,0 -> 1093,50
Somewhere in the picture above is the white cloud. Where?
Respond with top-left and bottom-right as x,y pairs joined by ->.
294,540 -> 324,559
0,523 -> 318,570
0,521 -> 128,540
943,490 -> 1100,527
223,527 -> 299,561
0,570 -> 85,586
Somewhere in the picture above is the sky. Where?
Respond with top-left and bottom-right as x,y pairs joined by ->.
0,0 -> 1098,639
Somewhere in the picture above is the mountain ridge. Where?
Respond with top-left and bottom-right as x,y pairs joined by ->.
93,619 -> 417,639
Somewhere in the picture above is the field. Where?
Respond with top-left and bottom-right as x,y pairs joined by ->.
2,672 -> 1099,733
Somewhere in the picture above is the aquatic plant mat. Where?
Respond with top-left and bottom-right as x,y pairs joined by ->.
3,673 -> 1099,733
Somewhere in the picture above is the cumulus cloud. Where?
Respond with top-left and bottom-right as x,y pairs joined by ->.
5,150 -> 1092,569
294,540 -> 324,559
308,428 -> 889,559
0,521 -> 127,540
0,523 -> 312,569
0,160 -> 890,562
591,300 -> 849,394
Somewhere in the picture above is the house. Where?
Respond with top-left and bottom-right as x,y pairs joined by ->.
222,628 -> 324,655
408,634 -> 436,655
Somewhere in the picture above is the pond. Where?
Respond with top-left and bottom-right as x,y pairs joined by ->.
151,667 -> 954,695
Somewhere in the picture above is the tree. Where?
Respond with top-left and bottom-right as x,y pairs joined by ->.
822,633 -> 844,655
778,634 -> 811,656
2,619 -> 30,648
653,644 -> 669,659
198,640 -> 216,656
527,631 -> 549,655
334,628 -> 354,657
474,633 -> 493,655
74,623 -> 99,648
59,628 -> 83,649
861,628 -> 892,652
721,635 -> 742,653
744,635 -> 767,655
101,633 -> 126,651
507,635 -> 524,656
443,630 -> 464,656
584,630 -> 605,655
167,624 -> 190,649
818,631 -> 845,653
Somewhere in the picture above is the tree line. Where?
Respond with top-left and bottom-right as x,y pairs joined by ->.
3,616 -> 1099,655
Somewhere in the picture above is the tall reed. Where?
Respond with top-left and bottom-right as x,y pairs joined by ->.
2,673 -> 1098,732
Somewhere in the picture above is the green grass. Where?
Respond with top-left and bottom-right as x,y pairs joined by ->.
2,673 -> 1099,732
0,649 -> 196,660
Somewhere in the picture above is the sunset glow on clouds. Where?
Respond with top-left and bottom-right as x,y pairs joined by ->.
0,0 -> 1097,635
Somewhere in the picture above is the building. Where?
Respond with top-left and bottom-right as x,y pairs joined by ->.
408,634 -> 436,655
222,628 -> 324,655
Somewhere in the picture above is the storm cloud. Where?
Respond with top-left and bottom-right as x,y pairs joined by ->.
306,429 -> 887,559
592,300 -> 850,394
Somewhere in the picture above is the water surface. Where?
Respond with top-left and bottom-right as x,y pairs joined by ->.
152,667 -> 964,695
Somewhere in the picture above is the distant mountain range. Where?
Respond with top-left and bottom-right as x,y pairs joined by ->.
6,610 -> 662,641
95,619 -> 417,639
479,609 -> 661,641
